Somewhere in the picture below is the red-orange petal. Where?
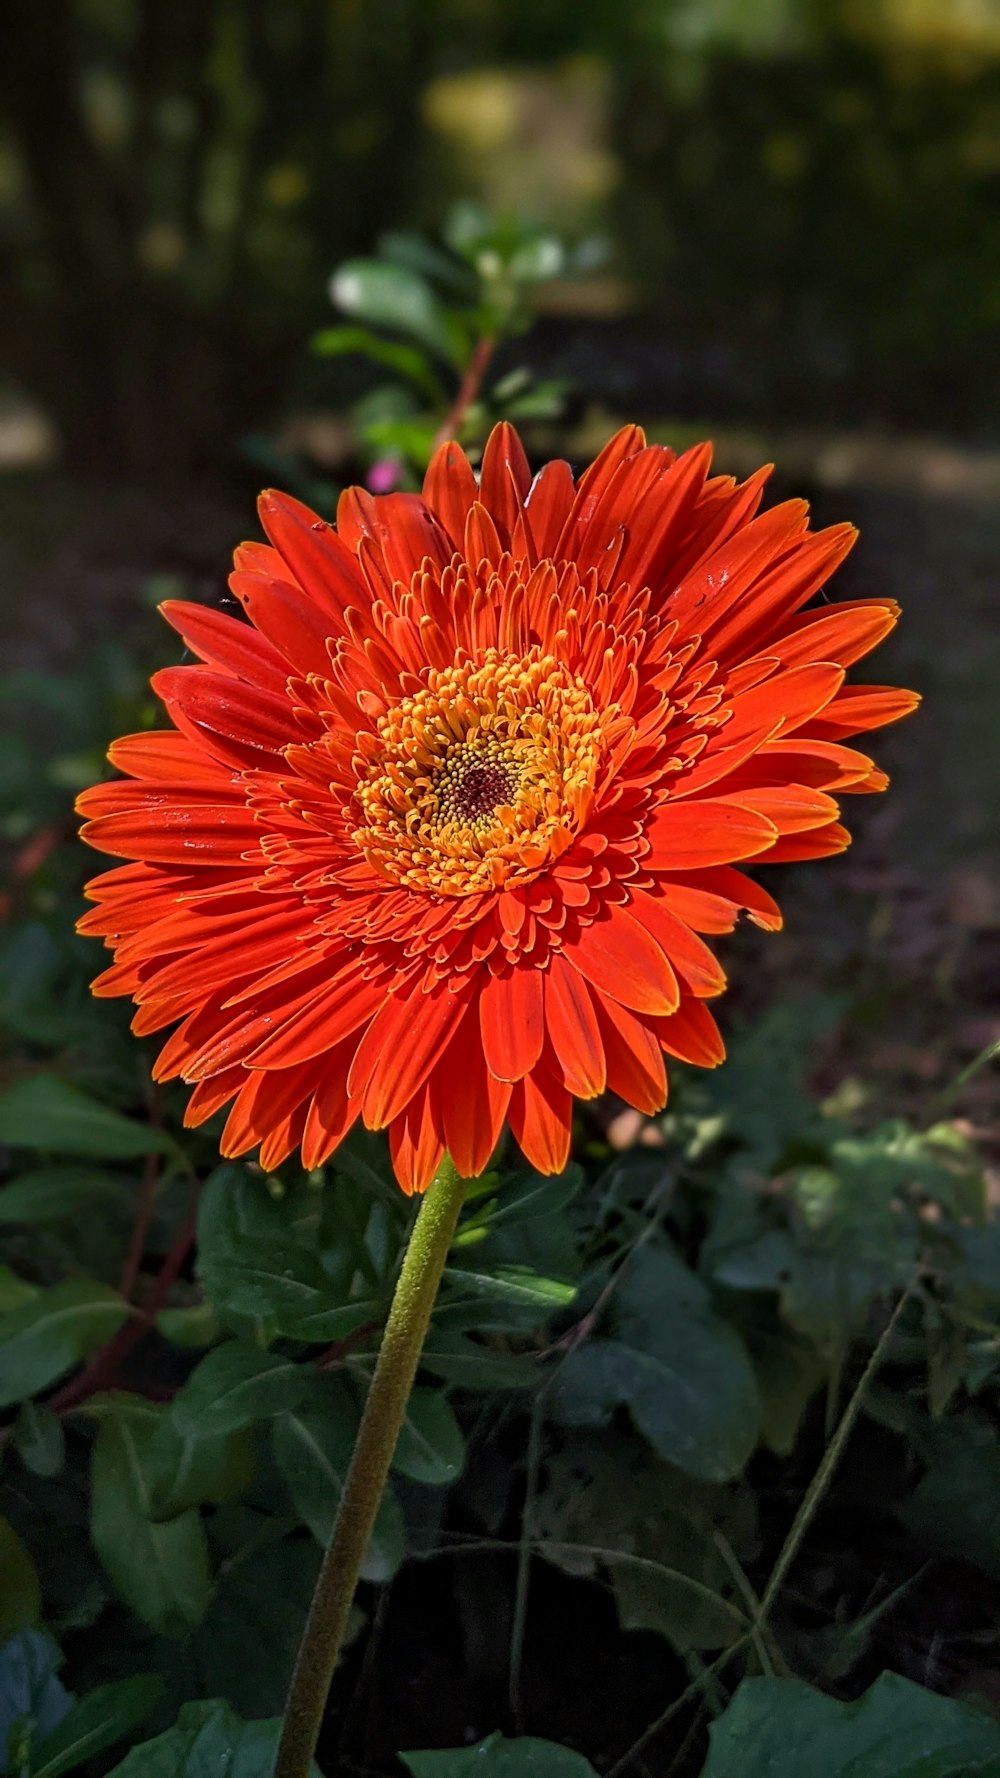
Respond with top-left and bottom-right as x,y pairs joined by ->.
106,732 -> 235,785
594,998 -> 668,1114
626,888 -> 727,998
718,784 -> 840,835
543,957 -> 607,1098
654,996 -> 726,1066
646,800 -> 778,869
507,1069 -> 573,1175
257,489 -> 366,621
810,686 -> 921,738
567,904 -> 680,1016
480,967 -> 545,1082
439,1021 -> 512,1179
388,1083 -> 446,1196
350,976 -> 475,1130
159,600 -> 290,693
422,441 -> 480,547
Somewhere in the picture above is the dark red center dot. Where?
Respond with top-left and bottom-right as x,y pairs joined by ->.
453,761 -> 519,822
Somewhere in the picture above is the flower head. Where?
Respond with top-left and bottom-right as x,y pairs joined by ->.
77,425 -> 918,1191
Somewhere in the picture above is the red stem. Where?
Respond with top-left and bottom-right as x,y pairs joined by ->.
432,334 -> 496,450
51,1197 -> 200,1413
314,1318 -> 381,1371
118,1149 -> 160,1301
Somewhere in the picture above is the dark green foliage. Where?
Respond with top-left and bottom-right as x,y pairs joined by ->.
102,1699 -> 323,1778
701,1673 -> 1000,1777
3,914 -> 998,1773
401,1737 -> 599,1775
1,654 -> 998,1769
31,1675 -> 164,1778
0,1634 -> 72,1775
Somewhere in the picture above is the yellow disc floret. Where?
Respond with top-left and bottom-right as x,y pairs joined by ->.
353,648 -> 605,894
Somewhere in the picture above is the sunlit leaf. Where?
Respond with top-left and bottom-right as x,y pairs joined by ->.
330,259 -> 457,360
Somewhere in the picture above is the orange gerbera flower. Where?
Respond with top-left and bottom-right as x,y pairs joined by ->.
77,425 -> 918,1192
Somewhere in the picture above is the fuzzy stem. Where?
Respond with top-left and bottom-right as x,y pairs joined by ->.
273,1153 -> 468,1778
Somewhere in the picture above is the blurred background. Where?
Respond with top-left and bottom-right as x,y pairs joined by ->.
4,0 -> 1000,467
1,0 -> 998,1099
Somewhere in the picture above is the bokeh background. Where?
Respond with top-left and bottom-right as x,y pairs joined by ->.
1,0 -> 998,1143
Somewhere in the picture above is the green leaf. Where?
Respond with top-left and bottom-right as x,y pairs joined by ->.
0,1632 -> 72,1770
0,1076 -> 176,1159
182,1516 -> 321,1718
401,1733 -> 598,1776
33,1675 -> 164,1778
12,1400 -> 65,1476
103,1698 -> 324,1778
145,1420 -> 256,1521
156,1301 -> 220,1349
378,228 -> 478,297
697,999 -> 842,1170
0,1281 -> 129,1410
711,1227 -> 892,1353
392,1387 -> 465,1485
551,1249 -> 760,1482
170,1342 -> 318,1437
749,1326 -> 827,1457
901,1417 -> 1000,1581
701,1672 -> 1000,1776
459,1167 -> 584,1237
0,1518 -> 41,1636
90,1408 -> 211,1636
0,1167 -> 131,1223
421,1331 -> 541,1391
272,1381 -> 404,1582
445,1263 -> 577,1311
197,1165 -> 377,1341
0,1267 -> 38,1310
204,1241 -> 375,1338
311,325 -> 443,399
330,258 -> 457,359
534,1434 -> 753,1652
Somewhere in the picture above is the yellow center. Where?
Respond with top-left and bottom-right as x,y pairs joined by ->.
353,648 -> 604,895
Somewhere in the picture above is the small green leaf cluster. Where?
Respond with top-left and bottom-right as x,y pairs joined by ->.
313,204 -> 597,479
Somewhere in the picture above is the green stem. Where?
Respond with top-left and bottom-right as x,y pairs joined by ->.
273,1153 -> 469,1778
